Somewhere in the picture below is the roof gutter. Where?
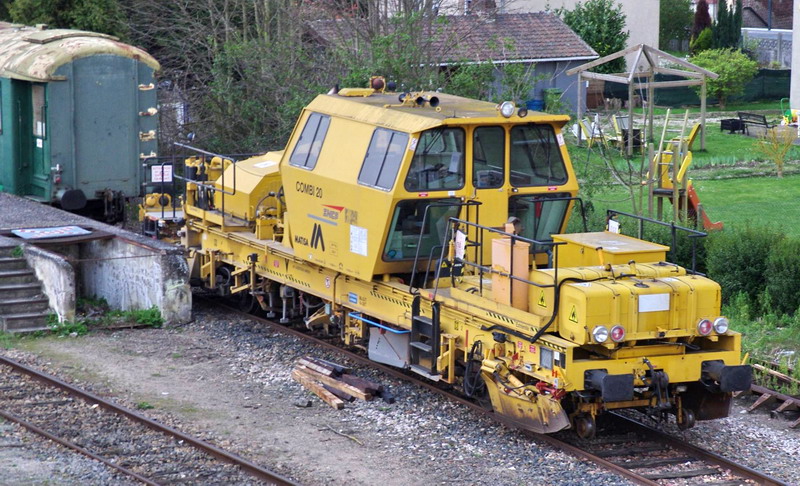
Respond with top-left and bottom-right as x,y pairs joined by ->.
435,55 -> 598,67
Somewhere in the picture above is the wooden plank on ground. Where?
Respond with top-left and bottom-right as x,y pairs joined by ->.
295,366 -> 372,401
323,384 -> 355,402
291,369 -> 344,410
747,392 -> 774,412
643,468 -> 718,480
753,363 -> 800,386
307,357 -> 350,375
339,374 -> 383,394
297,358 -> 336,377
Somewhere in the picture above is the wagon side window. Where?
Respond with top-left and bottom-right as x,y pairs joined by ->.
32,84 -> 46,138
0,84 -> 3,134
358,128 -> 409,191
289,112 -> 330,169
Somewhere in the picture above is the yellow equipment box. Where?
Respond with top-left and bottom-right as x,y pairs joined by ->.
552,231 -> 669,266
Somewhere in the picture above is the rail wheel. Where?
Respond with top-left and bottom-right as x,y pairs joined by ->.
574,414 -> 596,439
677,407 -> 696,431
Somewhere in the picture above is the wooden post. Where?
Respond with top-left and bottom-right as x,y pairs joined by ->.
627,81 -> 634,156
577,72 -> 584,146
647,143 -> 655,218
648,76 -> 655,142
701,77 -> 707,150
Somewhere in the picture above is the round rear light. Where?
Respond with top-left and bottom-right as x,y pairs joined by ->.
713,317 -> 729,334
610,325 -> 625,342
592,325 -> 609,343
697,319 -> 712,336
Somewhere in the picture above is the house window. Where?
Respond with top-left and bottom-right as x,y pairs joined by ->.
32,84 -> 46,138
358,128 -> 408,190
289,112 -> 330,169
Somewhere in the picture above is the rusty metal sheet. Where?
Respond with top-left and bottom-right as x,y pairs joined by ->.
0,24 -> 159,81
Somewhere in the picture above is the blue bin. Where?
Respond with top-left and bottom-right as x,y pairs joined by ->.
526,99 -> 545,111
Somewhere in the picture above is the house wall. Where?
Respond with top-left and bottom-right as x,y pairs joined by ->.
441,0 -> 659,71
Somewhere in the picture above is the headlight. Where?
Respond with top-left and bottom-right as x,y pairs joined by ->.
713,317 -> 729,334
697,318 -> 712,336
610,325 -> 625,342
498,101 -> 515,118
592,325 -> 609,343
517,107 -> 528,118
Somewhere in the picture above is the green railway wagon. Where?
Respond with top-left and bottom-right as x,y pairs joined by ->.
0,23 -> 159,222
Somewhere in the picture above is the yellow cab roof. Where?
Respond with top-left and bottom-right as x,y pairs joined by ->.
305,91 -> 571,133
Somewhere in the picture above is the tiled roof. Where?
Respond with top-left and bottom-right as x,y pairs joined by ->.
309,12 -> 597,64
742,0 -> 793,29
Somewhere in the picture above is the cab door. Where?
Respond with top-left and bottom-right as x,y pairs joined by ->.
470,125 -> 508,262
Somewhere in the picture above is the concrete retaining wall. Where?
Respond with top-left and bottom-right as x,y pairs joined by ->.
24,245 -> 76,322
79,237 -> 191,324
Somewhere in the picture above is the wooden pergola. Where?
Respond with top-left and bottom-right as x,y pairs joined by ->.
566,44 -> 719,154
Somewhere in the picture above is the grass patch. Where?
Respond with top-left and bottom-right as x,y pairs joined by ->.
136,401 -> 155,410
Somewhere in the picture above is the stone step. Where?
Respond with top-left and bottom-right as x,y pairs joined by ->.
1,312 -> 51,333
0,247 -> 20,258
0,257 -> 28,272
0,269 -> 37,285
0,297 -> 49,315
0,283 -> 42,300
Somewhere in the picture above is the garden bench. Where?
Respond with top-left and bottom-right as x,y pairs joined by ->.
737,112 -> 774,136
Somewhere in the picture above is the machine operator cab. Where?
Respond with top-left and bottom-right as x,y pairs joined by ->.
279,81 -> 579,283
384,122 -> 577,270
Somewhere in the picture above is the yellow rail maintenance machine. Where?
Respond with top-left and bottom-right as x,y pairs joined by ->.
181,78 -> 750,438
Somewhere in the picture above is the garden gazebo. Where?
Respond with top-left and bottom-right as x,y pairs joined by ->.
566,44 -> 718,154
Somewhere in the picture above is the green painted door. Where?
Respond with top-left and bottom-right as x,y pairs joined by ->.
27,83 -> 50,200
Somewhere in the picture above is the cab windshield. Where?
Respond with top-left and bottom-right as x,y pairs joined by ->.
509,124 -> 567,187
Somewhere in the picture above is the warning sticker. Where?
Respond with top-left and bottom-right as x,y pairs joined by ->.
538,290 -> 547,308
568,305 -> 578,323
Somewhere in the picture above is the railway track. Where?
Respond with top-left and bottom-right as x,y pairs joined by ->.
207,298 -> 788,486
0,355 -> 296,486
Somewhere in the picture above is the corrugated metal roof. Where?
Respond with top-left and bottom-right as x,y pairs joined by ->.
0,24 -> 159,82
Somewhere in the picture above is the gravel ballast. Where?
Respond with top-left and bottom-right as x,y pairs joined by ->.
4,301 -> 799,485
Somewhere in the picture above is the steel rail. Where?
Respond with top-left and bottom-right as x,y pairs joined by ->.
0,355 -> 297,486
610,413 -> 788,486
0,408 -> 158,486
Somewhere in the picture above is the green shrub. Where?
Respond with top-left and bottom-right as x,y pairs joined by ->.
705,225 -> 783,308
691,27 -> 713,53
764,237 -> 800,315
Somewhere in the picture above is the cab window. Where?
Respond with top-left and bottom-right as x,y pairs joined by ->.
508,194 -> 570,254
358,128 -> 409,190
509,124 -> 567,187
472,126 -> 504,188
289,112 -> 330,169
384,198 -> 461,261
405,127 -> 465,191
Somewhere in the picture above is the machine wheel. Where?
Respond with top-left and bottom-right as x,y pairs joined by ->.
677,407 -> 696,431
574,414 -> 596,439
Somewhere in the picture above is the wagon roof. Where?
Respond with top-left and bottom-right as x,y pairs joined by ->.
0,23 -> 159,82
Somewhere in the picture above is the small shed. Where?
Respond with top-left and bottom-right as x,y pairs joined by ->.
0,23 -> 160,219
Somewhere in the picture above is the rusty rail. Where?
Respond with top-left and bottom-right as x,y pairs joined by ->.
0,355 -> 297,486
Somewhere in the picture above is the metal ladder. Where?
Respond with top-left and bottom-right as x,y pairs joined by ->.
409,296 -> 441,380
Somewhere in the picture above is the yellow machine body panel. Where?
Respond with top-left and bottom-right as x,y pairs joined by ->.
213,152 -> 283,222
